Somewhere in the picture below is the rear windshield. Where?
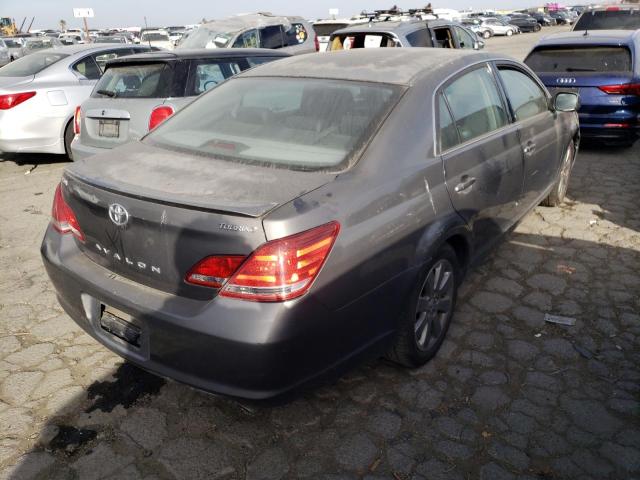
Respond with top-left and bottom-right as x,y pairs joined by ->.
145,77 -> 403,171
314,23 -> 349,37
92,63 -> 172,98
525,47 -> 632,73
573,10 -> 640,30
0,51 -> 68,76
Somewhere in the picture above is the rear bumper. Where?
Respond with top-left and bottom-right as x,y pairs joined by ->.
0,109 -> 66,155
70,136 -> 110,162
41,227 -> 398,399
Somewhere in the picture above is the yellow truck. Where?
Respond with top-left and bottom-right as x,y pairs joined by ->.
0,18 -> 18,36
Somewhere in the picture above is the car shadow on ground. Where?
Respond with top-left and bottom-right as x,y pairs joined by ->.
0,153 -> 69,168
6,225 -> 640,479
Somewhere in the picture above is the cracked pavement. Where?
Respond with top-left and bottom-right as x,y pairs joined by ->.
0,31 -> 639,480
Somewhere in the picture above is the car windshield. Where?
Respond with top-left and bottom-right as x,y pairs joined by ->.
142,33 -> 170,41
525,46 -> 632,72
573,10 -> 640,30
93,63 -> 170,98
145,77 -> 403,171
0,51 -> 68,76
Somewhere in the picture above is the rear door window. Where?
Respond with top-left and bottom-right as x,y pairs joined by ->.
91,63 -> 171,98
498,68 -> 548,121
574,10 -> 640,30
406,28 -> 432,47
232,29 -> 259,48
93,49 -> 135,71
73,56 -> 102,80
443,65 -> 508,144
259,25 -> 284,49
187,60 -> 244,95
438,95 -> 460,151
525,47 -> 632,73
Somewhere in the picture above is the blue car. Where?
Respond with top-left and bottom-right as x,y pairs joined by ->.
525,30 -> 640,147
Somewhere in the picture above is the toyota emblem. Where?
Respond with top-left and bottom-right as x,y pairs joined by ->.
108,203 -> 129,226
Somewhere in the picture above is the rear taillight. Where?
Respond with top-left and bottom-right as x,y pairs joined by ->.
599,83 -> 640,96
0,91 -> 36,110
73,106 -> 81,135
51,183 -> 85,242
148,105 -> 174,131
221,221 -> 340,302
186,256 -> 247,288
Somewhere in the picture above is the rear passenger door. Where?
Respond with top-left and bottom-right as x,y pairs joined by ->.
495,65 -> 558,208
438,64 -> 525,254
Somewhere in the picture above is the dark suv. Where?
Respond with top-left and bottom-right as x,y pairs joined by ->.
328,19 -> 483,51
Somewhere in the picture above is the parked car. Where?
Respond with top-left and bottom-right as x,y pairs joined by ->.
140,30 -> 173,50
71,48 -> 290,160
94,36 -> 129,44
549,11 -> 574,25
0,44 -> 152,158
460,19 -> 493,39
23,37 -> 63,53
525,29 -> 639,147
572,4 -> 640,31
507,14 -> 541,32
1,37 -> 24,61
530,12 -> 557,26
42,49 -> 580,399
59,32 -> 87,45
313,17 -> 369,51
328,19 -> 484,50
477,18 -> 518,37
178,13 -> 318,55
0,39 -> 9,67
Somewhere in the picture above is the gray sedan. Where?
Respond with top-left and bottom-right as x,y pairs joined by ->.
41,49 -> 580,399
0,44 -> 151,158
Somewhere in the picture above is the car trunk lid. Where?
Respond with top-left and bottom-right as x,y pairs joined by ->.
63,141 -> 335,297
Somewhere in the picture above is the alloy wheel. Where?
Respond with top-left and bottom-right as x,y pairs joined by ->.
414,259 -> 455,351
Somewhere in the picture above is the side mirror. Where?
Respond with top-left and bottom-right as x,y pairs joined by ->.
473,40 -> 485,50
554,92 -> 579,112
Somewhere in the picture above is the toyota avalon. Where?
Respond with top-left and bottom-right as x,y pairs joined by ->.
42,49 -> 580,399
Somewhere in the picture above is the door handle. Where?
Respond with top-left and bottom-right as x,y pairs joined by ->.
523,142 -> 536,155
454,176 -> 476,193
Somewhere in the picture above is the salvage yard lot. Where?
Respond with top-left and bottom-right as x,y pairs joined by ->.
1,29 -> 639,479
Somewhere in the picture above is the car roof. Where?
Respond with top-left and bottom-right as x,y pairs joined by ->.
331,18 -> 454,36
585,4 -> 639,11
106,48 -> 291,65
535,29 -> 640,46
240,48 -> 505,86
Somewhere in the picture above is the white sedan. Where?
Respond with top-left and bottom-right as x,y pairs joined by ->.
0,43 -> 151,159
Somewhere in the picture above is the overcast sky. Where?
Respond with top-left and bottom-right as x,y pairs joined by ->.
12,0 -> 544,29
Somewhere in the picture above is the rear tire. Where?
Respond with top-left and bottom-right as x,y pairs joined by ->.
386,244 -> 460,368
542,141 -> 575,207
506,29 -> 514,37
63,119 -> 74,161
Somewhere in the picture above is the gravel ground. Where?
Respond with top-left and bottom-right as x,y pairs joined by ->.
0,26 -> 639,480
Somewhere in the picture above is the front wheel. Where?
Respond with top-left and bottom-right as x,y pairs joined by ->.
542,141 -> 576,207
386,244 -> 459,368
483,30 -> 491,39
506,29 -> 513,37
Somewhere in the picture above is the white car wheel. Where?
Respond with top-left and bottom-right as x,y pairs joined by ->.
506,29 -> 513,37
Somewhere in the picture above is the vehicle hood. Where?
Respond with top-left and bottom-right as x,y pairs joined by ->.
65,141 -> 337,217
0,75 -> 34,90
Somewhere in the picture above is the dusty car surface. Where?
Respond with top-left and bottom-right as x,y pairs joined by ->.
178,13 -> 317,55
71,48 -> 290,161
41,49 -> 580,399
